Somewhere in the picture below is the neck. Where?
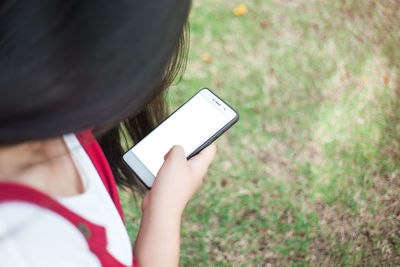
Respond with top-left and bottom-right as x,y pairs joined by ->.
0,137 -> 83,196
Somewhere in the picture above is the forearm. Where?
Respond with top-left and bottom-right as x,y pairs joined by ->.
134,203 -> 182,267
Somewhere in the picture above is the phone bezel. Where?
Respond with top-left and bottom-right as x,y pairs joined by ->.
123,88 -> 239,189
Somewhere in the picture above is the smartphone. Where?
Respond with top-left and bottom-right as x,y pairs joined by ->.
123,88 -> 239,188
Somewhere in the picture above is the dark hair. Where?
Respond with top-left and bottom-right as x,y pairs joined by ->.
0,1 -> 191,194
97,25 -> 190,195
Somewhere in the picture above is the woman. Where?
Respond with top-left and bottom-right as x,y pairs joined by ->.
0,1 -> 216,266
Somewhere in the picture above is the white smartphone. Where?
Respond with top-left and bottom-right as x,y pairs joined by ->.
123,88 -> 239,188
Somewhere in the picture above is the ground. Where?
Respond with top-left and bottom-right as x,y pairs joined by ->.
121,0 -> 400,266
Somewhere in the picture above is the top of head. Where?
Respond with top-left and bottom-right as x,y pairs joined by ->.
0,0 -> 191,144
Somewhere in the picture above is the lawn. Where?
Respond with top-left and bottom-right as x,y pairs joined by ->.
121,0 -> 400,265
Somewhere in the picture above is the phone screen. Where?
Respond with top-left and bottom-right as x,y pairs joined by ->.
123,89 -> 238,187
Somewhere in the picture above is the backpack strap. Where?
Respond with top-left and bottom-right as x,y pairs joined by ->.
0,182 -> 129,267
76,130 -> 125,223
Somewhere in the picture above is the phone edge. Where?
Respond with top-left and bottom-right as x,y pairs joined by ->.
187,88 -> 239,158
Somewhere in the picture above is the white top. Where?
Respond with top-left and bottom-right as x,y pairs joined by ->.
0,134 -> 133,267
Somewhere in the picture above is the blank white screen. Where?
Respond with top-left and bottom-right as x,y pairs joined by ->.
131,93 -> 234,176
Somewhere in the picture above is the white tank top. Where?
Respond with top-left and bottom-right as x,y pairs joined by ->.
0,134 -> 133,267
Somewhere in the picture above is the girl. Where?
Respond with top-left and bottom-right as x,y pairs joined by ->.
0,1 -> 216,266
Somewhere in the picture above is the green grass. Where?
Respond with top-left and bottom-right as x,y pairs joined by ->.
122,0 -> 400,265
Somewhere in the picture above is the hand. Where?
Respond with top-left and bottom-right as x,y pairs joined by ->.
135,143 -> 217,267
142,143 -> 217,217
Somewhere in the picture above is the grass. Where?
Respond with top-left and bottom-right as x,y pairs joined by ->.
121,0 -> 400,265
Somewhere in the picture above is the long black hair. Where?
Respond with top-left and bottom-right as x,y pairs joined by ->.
96,25 -> 190,196
0,1 -> 191,195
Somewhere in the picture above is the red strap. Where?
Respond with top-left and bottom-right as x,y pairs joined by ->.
0,131 -> 139,266
76,130 -> 125,223
0,182 -> 128,267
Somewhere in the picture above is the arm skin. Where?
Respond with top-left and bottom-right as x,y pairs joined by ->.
133,143 -> 217,267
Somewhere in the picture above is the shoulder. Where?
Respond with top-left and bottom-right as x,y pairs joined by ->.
0,202 -> 101,267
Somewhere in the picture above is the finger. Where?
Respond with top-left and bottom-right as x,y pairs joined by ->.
188,142 -> 217,173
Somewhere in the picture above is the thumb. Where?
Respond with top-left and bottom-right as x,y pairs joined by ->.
164,145 -> 186,162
